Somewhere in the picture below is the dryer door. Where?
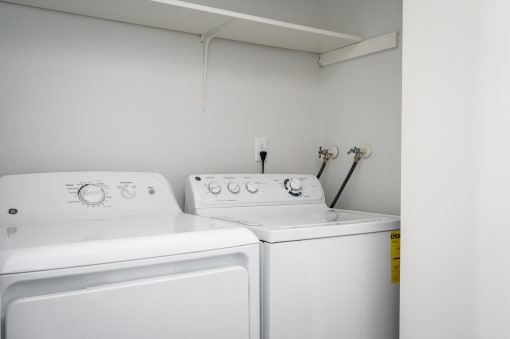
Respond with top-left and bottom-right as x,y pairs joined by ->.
5,266 -> 250,339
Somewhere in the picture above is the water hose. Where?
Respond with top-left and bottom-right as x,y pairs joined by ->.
329,147 -> 363,208
316,161 -> 327,179
317,146 -> 337,179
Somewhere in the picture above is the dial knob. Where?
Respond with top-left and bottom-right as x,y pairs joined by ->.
227,181 -> 240,194
208,181 -> 222,194
245,182 -> 258,193
78,184 -> 106,205
121,185 -> 136,199
284,178 -> 303,197
288,178 -> 302,191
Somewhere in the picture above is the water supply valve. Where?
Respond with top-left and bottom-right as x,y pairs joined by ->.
347,144 -> 372,161
318,146 -> 339,162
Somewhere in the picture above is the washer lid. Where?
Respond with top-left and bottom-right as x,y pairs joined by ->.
207,205 -> 400,243
0,213 -> 258,275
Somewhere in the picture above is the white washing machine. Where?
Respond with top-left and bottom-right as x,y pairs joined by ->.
185,174 -> 400,339
0,172 -> 260,339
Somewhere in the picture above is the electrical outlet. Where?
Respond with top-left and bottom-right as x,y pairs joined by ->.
254,137 -> 268,162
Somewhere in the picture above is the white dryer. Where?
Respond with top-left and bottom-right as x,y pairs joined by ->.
185,174 -> 400,339
0,172 -> 260,339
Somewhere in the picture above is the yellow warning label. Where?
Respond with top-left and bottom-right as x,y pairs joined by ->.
390,231 -> 400,284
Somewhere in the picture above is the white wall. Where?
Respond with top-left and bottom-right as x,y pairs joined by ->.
319,0 -> 402,215
0,2 -> 321,207
476,2 -> 510,336
401,0 -> 510,338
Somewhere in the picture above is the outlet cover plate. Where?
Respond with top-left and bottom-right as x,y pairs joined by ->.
254,137 -> 268,162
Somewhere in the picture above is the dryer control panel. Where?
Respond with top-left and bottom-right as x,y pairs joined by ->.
0,172 -> 181,224
65,179 -> 143,208
185,174 -> 325,212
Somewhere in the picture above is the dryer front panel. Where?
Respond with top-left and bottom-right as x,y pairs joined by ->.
5,266 -> 249,339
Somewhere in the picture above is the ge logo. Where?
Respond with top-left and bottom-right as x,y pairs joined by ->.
8,208 -> 18,215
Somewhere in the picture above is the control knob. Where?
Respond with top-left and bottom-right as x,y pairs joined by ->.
284,178 -> 303,197
289,178 -> 302,191
78,184 -> 106,205
227,181 -> 241,194
208,181 -> 222,194
121,185 -> 136,199
245,182 -> 258,194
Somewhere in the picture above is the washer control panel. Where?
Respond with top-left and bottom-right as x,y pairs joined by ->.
185,174 -> 325,211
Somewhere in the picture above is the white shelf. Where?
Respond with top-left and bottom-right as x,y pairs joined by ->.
4,0 -> 363,54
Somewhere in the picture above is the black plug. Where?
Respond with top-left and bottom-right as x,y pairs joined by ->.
260,151 -> 267,174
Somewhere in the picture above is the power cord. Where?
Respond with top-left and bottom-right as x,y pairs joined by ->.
260,151 -> 267,174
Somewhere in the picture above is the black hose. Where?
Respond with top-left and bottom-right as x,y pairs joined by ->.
316,161 -> 327,179
329,160 -> 359,208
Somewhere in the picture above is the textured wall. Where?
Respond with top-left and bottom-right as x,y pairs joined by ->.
0,2 -> 321,208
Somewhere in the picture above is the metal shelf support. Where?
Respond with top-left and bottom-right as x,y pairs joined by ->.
200,20 -> 234,112
319,32 -> 398,67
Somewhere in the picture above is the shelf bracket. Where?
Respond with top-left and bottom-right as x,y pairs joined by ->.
200,19 -> 235,112
319,32 -> 398,67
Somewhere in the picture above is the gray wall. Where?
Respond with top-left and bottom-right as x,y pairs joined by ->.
0,1 -> 402,215
0,2 -> 321,208
319,0 -> 402,214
